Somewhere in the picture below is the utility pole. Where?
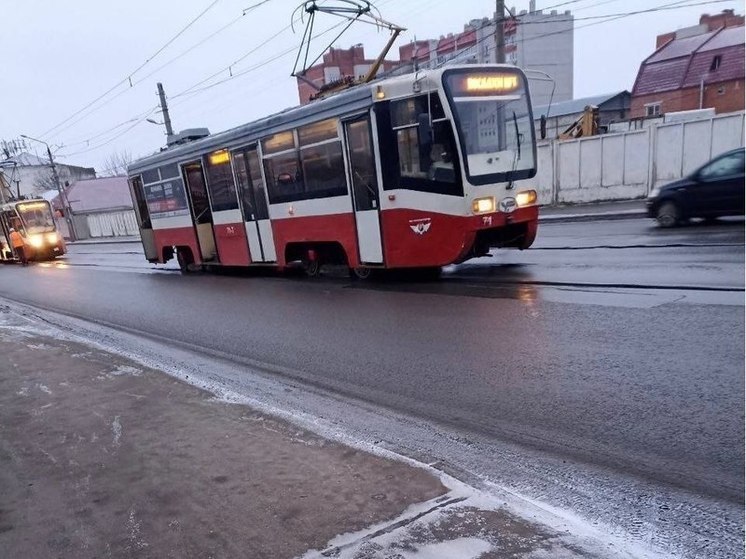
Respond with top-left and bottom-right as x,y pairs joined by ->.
156,83 -> 175,138
495,0 -> 505,63
20,134 -> 77,241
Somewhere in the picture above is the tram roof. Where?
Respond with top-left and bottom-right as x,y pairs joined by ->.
129,81 -> 378,174
128,64 -> 518,174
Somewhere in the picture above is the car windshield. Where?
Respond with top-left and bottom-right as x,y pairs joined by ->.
443,68 -> 536,184
17,202 -> 56,234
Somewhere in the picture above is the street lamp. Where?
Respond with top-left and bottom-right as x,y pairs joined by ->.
20,134 -> 78,241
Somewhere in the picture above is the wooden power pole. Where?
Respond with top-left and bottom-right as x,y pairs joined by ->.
495,0 -> 505,63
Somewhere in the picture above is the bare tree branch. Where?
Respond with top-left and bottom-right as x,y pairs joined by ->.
100,150 -> 134,177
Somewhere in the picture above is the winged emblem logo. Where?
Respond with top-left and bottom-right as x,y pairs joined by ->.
409,218 -> 432,235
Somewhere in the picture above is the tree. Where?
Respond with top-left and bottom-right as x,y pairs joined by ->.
32,169 -> 58,194
100,150 -> 134,177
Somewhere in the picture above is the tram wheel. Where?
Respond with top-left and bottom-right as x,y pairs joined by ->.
177,248 -> 195,274
303,258 -> 321,278
351,267 -> 373,280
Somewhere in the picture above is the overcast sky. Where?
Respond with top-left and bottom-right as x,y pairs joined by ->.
2,0 -> 741,172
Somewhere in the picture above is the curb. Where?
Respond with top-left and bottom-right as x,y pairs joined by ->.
539,209 -> 647,223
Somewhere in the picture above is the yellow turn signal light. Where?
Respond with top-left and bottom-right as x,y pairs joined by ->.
515,190 -> 537,207
472,196 -> 495,214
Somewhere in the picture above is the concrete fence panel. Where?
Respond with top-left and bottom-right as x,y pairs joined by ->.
534,142 -> 554,205
654,123 -> 685,185
682,119 -> 713,175
711,113 -> 745,158
557,140 -> 580,203
601,134 -> 625,187
579,138 -> 602,190
623,130 -> 650,189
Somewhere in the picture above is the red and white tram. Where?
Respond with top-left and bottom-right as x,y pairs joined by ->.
128,65 -> 539,277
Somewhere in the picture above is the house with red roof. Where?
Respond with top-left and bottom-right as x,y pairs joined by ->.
631,10 -> 744,119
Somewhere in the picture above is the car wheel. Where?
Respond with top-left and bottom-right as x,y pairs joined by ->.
656,201 -> 680,228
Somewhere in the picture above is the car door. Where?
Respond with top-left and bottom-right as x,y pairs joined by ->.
691,150 -> 745,216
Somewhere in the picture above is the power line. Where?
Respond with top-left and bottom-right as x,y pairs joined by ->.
509,0 -> 735,24
58,106 -> 160,159
45,0 -> 275,153
40,0 -> 224,141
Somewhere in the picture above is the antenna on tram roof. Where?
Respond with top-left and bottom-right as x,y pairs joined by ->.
291,0 -> 405,101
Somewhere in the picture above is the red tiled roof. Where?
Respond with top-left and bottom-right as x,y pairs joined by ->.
682,44 -> 745,87
634,58 -> 691,95
633,26 -> 745,96
648,31 -> 718,62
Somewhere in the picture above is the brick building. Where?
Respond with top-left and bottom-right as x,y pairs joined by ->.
396,1 -> 574,107
295,45 -> 397,105
631,10 -> 745,119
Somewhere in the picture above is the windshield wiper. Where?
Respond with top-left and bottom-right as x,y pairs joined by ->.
512,111 -> 521,160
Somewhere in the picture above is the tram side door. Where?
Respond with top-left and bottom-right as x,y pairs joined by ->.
182,161 -> 218,262
344,116 -> 383,264
128,176 -> 157,261
233,147 -> 276,262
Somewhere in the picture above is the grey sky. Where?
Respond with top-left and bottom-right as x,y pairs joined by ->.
2,0 -> 742,172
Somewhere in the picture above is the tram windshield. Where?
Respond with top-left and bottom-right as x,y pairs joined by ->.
17,201 -> 56,234
443,68 -> 536,184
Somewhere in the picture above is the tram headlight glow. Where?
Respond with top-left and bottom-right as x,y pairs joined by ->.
46,232 -> 59,244
472,196 -> 495,214
28,234 -> 45,248
515,190 -> 537,207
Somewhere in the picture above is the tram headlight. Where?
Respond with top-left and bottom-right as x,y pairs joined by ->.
46,232 -> 59,244
515,190 -> 537,207
472,196 -> 495,214
28,234 -> 45,248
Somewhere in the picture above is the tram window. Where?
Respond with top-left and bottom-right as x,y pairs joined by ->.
204,150 -> 239,212
184,164 -> 211,224
159,164 -> 179,179
143,179 -> 189,217
390,94 -> 444,126
247,149 -> 269,219
262,131 -> 295,155
300,141 -> 346,198
298,118 -> 338,146
397,127 -> 427,179
264,152 -> 304,204
130,176 -> 151,229
233,152 -> 254,219
376,100 -> 463,197
142,168 -> 160,184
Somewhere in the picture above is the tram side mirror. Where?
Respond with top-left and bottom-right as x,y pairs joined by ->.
540,115 -> 547,140
417,113 -> 433,172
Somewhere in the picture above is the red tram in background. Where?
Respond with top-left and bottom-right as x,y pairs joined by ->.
128,65 -> 539,278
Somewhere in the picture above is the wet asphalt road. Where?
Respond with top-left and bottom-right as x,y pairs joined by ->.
1,218 -> 743,503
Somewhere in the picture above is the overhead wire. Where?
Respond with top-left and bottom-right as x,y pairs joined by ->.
48,0 -> 275,156
40,0 -> 224,141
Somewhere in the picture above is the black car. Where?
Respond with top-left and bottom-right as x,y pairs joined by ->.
646,147 -> 745,227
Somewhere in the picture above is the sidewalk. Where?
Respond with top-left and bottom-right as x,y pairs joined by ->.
0,306 -> 599,558
538,199 -> 647,223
